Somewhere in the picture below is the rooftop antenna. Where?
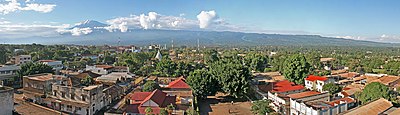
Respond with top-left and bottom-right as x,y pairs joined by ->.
171,39 -> 174,50
118,37 -> 121,46
197,38 -> 200,51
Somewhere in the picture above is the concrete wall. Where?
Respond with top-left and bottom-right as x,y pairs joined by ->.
0,87 -> 14,115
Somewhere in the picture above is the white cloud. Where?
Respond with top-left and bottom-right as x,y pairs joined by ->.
0,0 -> 56,14
139,12 -> 159,29
197,10 -> 218,28
57,27 -> 93,36
21,3 -> 56,13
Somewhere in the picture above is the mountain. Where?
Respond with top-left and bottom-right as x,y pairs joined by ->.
57,29 -> 397,47
4,19 -> 398,47
71,20 -> 109,29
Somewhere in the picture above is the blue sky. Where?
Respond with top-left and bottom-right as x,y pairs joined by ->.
1,0 -> 400,42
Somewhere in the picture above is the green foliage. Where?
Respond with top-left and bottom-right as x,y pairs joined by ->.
187,69 -> 218,99
209,57 -> 251,98
155,58 -> 176,77
81,75 -> 93,86
159,108 -> 168,115
322,83 -> 342,94
251,100 -> 273,115
244,52 -> 268,72
145,107 -> 153,115
359,82 -> 390,104
282,54 -> 311,84
142,80 -> 160,92
204,49 -> 219,64
185,107 -> 199,115
17,62 -> 53,77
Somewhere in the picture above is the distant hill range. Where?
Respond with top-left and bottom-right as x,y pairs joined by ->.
62,29 -> 398,47
5,20 -> 398,47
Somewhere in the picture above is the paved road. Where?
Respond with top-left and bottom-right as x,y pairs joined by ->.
14,93 -> 65,115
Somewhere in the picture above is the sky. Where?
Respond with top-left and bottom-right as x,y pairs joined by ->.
1,0 -> 400,43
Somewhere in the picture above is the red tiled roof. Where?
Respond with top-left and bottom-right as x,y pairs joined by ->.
95,65 -> 113,69
305,75 -> 328,81
142,89 -> 167,106
39,60 -> 56,62
125,89 -> 176,114
167,77 -> 190,89
287,91 -> 321,99
270,80 -> 304,93
130,92 -> 152,102
328,97 -> 355,106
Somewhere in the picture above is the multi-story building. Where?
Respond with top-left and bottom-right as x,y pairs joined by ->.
22,73 -> 67,103
305,75 -> 335,92
39,60 -> 63,71
47,83 -> 105,115
0,86 -> 14,115
288,91 -> 330,115
0,65 -> 20,86
85,65 -> 114,75
164,77 -> 193,105
266,80 -> 305,114
10,55 -> 32,65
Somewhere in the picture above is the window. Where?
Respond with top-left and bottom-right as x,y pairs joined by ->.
71,93 -> 75,100
67,105 -> 72,111
53,91 -> 57,96
82,95 -> 86,101
77,107 -> 81,111
61,92 -> 65,98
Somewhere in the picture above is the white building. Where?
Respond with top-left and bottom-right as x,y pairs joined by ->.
49,84 -> 105,115
288,91 -> 330,115
305,75 -> 335,92
0,86 -> 14,115
0,65 -> 20,85
85,65 -> 114,75
39,60 -> 63,70
10,55 -> 31,65
265,80 -> 305,114
290,97 -> 355,115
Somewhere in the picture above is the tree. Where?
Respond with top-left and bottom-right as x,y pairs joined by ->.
251,100 -> 273,115
81,75 -> 93,86
322,83 -> 342,95
155,58 -> 176,77
209,57 -> 251,98
17,62 -> 53,78
186,69 -> 218,99
185,107 -> 199,115
244,53 -> 268,72
359,82 -> 390,104
159,108 -> 168,115
142,80 -> 160,92
145,107 -> 153,115
282,54 -> 311,84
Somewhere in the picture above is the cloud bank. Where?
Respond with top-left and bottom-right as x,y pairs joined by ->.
0,0 -> 56,15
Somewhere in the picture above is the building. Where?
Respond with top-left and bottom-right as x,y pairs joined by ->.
81,54 -> 99,60
305,75 -> 335,92
39,60 -> 63,70
0,65 -> 20,86
0,86 -> 14,115
47,83 -> 105,115
125,89 -> 176,115
288,91 -> 330,115
164,77 -> 193,105
290,96 -> 355,115
342,98 -> 393,115
155,50 -> 162,61
96,72 -> 133,84
265,80 -> 305,114
86,65 -> 114,75
10,55 -> 32,65
22,73 -> 67,103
